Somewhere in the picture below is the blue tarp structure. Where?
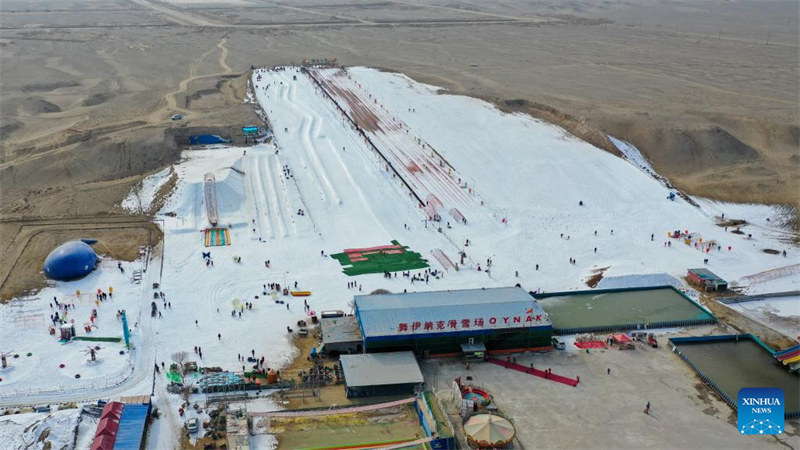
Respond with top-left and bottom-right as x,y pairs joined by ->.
43,240 -> 98,281
189,134 -> 231,146
113,404 -> 150,450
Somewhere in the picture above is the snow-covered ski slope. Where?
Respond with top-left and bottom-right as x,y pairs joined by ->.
1,65 -> 796,411
256,66 -> 797,292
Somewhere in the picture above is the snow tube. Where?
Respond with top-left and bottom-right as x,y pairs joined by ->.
307,310 -> 316,316
59,363 -> 65,368
75,374 -> 81,379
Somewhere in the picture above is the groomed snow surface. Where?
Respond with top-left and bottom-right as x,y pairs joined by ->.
0,66 -> 798,448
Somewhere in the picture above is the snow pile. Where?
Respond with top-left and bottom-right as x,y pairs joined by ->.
0,408 -> 80,450
121,166 -> 173,213
608,136 -> 656,174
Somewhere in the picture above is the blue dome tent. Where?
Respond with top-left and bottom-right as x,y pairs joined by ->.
43,240 -> 99,281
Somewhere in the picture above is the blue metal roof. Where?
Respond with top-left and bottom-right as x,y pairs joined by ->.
113,404 -> 150,450
355,287 -> 551,338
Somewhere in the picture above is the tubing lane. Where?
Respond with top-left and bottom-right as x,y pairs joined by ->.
249,154 -> 274,239
262,152 -> 288,237
302,110 -> 342,206
271,153 -> 299,236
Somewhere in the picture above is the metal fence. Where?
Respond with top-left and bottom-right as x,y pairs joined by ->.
669,335 -> 800,419
554,317 -> 716,335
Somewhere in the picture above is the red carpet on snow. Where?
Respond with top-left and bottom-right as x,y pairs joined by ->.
487,358 -> 579,387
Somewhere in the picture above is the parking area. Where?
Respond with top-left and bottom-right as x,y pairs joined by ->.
420,325 -> 799,448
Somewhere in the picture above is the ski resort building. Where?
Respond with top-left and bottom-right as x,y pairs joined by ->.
321,315 -> 363,355
340,351 -> 424,398
90,397 -> 151,450
687,268 -> 728,292
353,287 -> 553,356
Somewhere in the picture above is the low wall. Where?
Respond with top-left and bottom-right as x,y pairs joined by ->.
718,290 -> 800,305
554,318 -> 716,335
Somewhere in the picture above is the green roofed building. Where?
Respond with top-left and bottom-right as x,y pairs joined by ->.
353,287 -> 553,356
687,268 -> 728,292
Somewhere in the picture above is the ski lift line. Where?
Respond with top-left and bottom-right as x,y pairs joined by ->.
303,68 -> 426,208
317,68 -> 472,210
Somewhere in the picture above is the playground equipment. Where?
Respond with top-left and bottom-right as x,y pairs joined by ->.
43,240 -> 98,281
461,385 -> 491,408
60,323 -> 76,341
463,414 -> 515,449
83,345 -> 103,362
121,310 -> 130,348
0,350 -> 14,369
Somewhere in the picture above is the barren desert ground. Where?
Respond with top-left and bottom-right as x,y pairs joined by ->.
0,0 -> 797,298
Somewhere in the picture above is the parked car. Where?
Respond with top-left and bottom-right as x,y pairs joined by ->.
551,336 -> 566,350
187,418 -> 199,434
171,114 -> 183,121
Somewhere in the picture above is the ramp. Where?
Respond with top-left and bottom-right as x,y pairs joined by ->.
431,248 -> 455,271
204,173 -> 219,227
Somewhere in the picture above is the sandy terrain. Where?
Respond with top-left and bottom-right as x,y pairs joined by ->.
0,0 -> 797,299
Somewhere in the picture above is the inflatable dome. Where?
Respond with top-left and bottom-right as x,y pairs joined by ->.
43,240 -> 98,281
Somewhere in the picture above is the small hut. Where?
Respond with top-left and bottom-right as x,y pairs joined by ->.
687,268 -> 728,292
